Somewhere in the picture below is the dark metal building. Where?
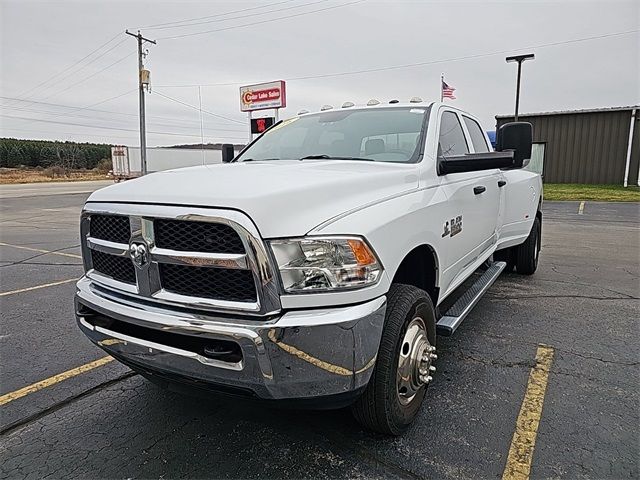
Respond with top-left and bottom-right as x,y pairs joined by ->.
496,106 -> 639,185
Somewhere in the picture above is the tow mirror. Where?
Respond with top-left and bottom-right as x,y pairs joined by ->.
221,144 -> 235,163
438,152 -> 515,175
496,122 -> 532,168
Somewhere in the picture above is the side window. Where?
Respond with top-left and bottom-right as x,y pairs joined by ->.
438,111 -> 469,157
462,116 -> 490,153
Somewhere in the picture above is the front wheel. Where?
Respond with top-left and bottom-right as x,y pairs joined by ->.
351,284 -> 437,435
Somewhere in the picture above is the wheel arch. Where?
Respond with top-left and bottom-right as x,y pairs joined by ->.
537,196 -> 543,238
391,244 -> 440,306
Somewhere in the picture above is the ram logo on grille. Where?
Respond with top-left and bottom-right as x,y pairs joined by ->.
129,242 -> 148,268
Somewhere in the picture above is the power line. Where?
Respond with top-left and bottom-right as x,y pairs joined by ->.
0,106 -> 247,133
153,91 -> 245,125
0,89 -> 138,131
2,126 -> 142,142
0,94 -> 220,123
138,0 -> 297,29
0,95 -> 134,113
39,52 -> 135,102
2,127 -> 247,144
155,29 -> 639,87
23,38 -> 129,102
144,0 -> 327,31
0,94 -> 237,126
7,31 -> 123,102
0,114 -> 248,140
64,88 -> 138,110
157,0 -> 366,40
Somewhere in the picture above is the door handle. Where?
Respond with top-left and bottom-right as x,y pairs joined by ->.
498,180 -> 507,187
473,186 -> 486,195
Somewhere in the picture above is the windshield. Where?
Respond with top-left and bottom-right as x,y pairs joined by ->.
236,107 -> 429,163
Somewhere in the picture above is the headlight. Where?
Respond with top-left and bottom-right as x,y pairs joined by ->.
269,236 -> 382,293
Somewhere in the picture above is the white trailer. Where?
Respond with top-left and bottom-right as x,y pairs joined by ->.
111,146 -> 239,181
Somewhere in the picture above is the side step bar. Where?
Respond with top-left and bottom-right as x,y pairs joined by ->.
436,261 -> 507,336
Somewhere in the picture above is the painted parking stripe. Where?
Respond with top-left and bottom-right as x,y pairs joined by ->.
0,356 -> 114,406
0,278 -> 79,297
578,201 -> 585,215
502,345 -> 555,480
0,241 -> 81,259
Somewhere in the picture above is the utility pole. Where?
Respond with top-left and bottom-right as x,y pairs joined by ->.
506,53 -> 534,121
126,30 -> 156,175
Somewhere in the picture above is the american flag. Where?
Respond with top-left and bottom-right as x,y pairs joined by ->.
442,80 -> 456,100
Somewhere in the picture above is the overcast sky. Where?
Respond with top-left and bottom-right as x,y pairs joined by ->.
1,0 -> 638,147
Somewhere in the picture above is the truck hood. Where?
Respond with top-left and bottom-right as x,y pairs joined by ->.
89,160 -> 419,238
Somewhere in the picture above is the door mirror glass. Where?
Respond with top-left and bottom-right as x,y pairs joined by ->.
496,122 -> 532,168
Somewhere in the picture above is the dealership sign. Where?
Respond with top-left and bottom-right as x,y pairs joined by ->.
240,80 -> 286,112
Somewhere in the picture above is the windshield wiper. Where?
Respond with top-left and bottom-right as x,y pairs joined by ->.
299,155 -> 373,161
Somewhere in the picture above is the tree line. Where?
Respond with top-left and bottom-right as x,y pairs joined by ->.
0,138 -> 111,170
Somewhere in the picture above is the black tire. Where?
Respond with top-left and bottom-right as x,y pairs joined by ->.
351,283 -> 436,435
515,216 -> 541,275
494,248 -> 515,272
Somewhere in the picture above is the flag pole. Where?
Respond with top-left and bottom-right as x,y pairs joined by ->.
440,73 -> 444,102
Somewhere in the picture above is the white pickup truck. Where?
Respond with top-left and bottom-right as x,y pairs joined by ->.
75,100 -> 542,435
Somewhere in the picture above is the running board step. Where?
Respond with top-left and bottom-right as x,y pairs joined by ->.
436,261 -> 506,336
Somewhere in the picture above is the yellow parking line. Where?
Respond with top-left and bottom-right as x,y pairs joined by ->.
0,241 -> 81,259
502,345 -> 555,480
0,278 -> 79,297
0,356 -> 114,406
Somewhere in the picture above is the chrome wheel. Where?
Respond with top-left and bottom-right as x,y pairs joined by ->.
396,317 -> 436,405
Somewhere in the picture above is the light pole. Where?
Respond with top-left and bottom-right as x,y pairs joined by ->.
506,53 -> 534,121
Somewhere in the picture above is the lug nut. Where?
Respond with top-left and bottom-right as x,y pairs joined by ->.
429,346 -> 436,352
429,365 -> 436,372
425,375 -> 433,383
430,354 -> 438,360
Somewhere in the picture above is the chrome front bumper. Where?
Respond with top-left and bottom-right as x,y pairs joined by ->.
75,277 -> 386,401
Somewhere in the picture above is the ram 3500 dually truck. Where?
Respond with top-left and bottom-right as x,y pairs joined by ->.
75,101 -> 542,435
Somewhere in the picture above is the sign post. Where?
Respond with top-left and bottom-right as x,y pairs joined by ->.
240,80 -> 286,141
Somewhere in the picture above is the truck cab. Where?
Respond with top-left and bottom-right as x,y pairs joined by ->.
75,100 -> 541,435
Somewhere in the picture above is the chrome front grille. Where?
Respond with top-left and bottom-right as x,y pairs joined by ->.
159,264 -> 256,302
89,214 -> 131,244
91,250 -> 136,284
80,203 -> 280,316
154,219 -> 245,254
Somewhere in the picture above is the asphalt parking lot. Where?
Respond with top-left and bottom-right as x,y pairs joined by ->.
1,184 -> 638,479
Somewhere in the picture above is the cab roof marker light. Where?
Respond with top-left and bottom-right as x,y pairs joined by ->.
410,96 -> 423,103
366,99 -> 380,106
297,109 -> 309,115
320,104 -> 334,111
341,101 -> 355,108
389,99 -> 400,104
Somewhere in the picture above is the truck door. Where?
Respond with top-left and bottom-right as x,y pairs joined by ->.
438,111 -> 500,287
461,115 -> 505,235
